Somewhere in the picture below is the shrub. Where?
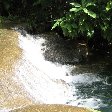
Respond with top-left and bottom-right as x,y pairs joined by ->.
52,0 -> 112,41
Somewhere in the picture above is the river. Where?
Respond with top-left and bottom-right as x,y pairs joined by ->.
0,27 -> 112,112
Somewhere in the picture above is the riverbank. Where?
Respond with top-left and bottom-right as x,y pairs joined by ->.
0,28 -> 33,110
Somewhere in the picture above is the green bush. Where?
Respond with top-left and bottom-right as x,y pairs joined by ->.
52,0 -> 112,41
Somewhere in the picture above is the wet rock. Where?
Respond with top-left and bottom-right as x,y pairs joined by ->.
41,33 -> 88,65
10,104 -> 92,112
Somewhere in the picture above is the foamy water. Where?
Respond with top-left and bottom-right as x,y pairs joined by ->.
14,32 -> 108,109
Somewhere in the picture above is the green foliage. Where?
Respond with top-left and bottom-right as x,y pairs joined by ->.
1,0 -> 112,41
52,0 -> 112,41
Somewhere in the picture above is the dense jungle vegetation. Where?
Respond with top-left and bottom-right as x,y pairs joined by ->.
0,0 -> 112,52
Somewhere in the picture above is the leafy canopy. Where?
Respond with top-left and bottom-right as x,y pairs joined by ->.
52,0 -> 112,41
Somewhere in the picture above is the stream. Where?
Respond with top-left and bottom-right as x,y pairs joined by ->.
0,27 -> 112,112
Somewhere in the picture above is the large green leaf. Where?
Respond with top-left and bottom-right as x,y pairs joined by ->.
70,2 -> 81,8
70,8 -> 82,12
86,2 -> 96,7
83,8 -> 96,18
52,19 -> 61,30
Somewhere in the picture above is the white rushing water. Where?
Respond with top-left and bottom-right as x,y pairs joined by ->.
14,32 -> 106,109
15,33 -> 74,104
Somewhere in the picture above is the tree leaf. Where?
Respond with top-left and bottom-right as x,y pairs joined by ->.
70,8 -> 82,12
86,2 -> 95,7
70,2 -> 81,8
83,8 -> 96,18
52,20 -> 60,30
